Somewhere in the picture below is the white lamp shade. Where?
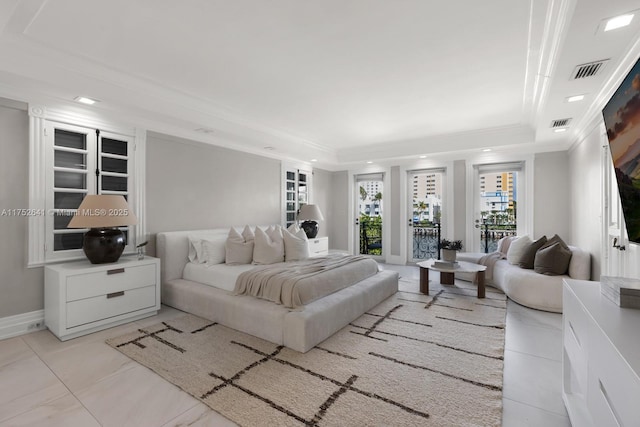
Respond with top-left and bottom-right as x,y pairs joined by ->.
298,204 -> 324,221
67,195 -> 137,228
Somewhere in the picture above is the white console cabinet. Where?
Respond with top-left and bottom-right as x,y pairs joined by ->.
308,236 -> 329,257
563,279 -> 640,427
45,256 -> 161,340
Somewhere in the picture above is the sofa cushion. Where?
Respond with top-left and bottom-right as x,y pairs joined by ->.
534,242 -> 572,275
518,236 -> 548,269
506,235 -> 532,265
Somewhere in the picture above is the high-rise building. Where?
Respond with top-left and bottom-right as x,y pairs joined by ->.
480,172 -> 516,211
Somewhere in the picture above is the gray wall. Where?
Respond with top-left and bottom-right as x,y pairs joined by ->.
453,160 -> 467,245
329,171 -> 349,251
311,167 -> 331,239
569,125 -> 603,279
0,101 -> 44,318
534,151 -> 571,240
389,166 -> 401,256
145,132 -> 282,255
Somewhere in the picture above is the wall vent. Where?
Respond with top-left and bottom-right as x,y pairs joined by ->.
550,118 -> 572,128
570,60 -> 609,80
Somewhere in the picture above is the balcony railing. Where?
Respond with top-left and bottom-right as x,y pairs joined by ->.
477,222 -> 517,253
360,222 -> 382,255
360,221 -> 517,259
412,224 -> 440,260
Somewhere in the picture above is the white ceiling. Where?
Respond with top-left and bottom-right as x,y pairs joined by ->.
1,0 -> 640,168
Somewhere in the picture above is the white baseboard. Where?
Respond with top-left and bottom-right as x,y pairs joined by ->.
0,310 -> 45,340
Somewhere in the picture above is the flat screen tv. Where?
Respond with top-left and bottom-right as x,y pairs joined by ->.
602,56 -> 640,244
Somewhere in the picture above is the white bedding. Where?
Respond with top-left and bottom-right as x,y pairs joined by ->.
182,262 -> 255,292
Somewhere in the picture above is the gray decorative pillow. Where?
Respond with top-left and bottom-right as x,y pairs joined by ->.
538,234 -> 569,251
534,242 -> 572,275
517,236 -> 547,269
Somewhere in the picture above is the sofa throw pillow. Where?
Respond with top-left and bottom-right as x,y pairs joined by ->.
517,236 -> 547,269
225,227 -> 254,265
506,235 -> 532,265
188,237 -> 205,264
534,242 -> 572,275
497,236 -> 517,258
538,234 -> 569,251
201,236 -> 226,265
253,226 -> 285,265
283,228 -> 309,261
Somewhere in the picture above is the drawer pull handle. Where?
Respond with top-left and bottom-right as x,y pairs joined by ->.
568,321 -> 581,347
107,268 -> 125,275
107,291 -> 125,299
599,379 -> 623,427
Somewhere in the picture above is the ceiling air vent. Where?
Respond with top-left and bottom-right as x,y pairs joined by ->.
570,59 -> 609,80
550,118 -> 572,128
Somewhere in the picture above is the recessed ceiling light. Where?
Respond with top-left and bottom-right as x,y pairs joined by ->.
566,94 -> 585,103
419,155 -> 427,159
366,161 -> 373,164
74,96 -> 98,105
604,14 -> 634,31
311,159 -> 317,162
554,128 -> 568,133
482,148 -> 492,152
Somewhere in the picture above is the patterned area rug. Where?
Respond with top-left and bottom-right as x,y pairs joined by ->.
107,277 -> 507,426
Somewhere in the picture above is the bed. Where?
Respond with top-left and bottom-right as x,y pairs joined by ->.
156,227 -> 398,352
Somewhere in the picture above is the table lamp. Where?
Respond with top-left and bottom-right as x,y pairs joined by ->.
67,195 -> 137,264
297,204 -> 324,238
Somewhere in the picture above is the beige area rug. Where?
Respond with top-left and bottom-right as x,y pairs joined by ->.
107,277 -> 507,426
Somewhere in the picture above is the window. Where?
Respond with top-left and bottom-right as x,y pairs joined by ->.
282,163 -> 312,228
29,107 -> 144,266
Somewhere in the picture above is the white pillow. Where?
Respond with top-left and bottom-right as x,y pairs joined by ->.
188,237 -> 205,264
201,236 -> 226,265
287,223 -> 300,233
225,227 -> 254,265
242,224 -> 255,242
283,228 -> 309,261
253,226 -> 285,265
506,235 -> 532,265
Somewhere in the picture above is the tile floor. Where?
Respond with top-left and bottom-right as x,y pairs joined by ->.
0,264 -> 571,426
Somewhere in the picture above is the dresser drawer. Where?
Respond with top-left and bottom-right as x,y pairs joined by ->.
66,264 -> 157,302
66,285 -> 157,328
587,324 -> 640,427
563,287 -> 589,355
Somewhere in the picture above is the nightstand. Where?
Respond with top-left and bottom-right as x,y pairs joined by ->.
308,236 -> 329,257
44,256 -> 161,340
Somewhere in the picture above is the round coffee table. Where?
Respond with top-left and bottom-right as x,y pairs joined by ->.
416,259 -> 487,298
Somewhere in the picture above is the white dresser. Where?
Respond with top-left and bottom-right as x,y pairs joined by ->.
308,236 -> 329,257
562,279 -> 640,427
45,256 -> 161,340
